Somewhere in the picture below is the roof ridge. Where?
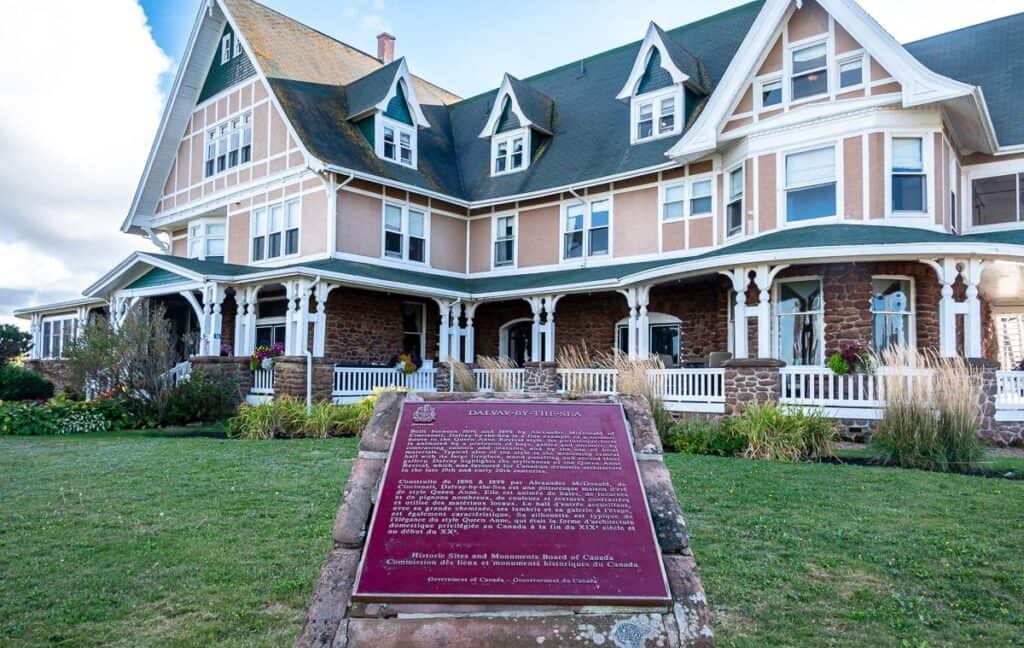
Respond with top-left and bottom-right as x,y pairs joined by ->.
452,0 -> 764,105
903,10 -> 1024,47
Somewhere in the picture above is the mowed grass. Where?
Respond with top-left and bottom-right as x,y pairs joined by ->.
0,429 -> 357,647
667,452 -> 1024,646
2,432 -> 1022,646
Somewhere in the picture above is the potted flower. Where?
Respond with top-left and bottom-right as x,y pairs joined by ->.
250,342 -> 285,372
826,341 -> 871,375
393,352 -> 423,374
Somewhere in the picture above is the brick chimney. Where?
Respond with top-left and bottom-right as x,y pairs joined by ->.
377,32 -> 396,64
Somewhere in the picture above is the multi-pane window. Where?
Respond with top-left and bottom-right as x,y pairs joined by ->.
615,319 -> 681,366
838,56 -> 863,88
493,214 -> 515,267
761,78 -> 782,108
663,183 -> 685,221
776,279 -> 823,366
891,137 -> 926,212
691,179 -> 712,216
632,89 -> 680,142
41,316 -> 76,360
255,296 -> 288,348
726,167 -> 744,237
384,203 -> 427,263
785,146 -> 836,222
221,34 -> 232,64
971,172 -> 1024,226
871,278 -> 913,352
251,199 -> 300,262
791,42 -> 828,100
204,112 -> 252,178
563,199 -> 610,259
401,302 -> 426,357
187,220 -> 226,259
379,119 -> 415,167
492,131 -> 528,176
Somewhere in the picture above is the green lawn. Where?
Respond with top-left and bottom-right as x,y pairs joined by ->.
1,431 -> 1021,646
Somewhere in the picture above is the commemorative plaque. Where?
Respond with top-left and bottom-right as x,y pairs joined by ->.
352,401 -> 671,605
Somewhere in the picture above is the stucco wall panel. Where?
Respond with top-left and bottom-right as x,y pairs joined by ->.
337,190 -> 382,258
430,214 -> 468,273
613,188 -> 658,257
301,189 -> 328,256
518,205 -> 559,268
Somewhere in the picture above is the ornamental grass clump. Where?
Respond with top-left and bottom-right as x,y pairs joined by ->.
226,395 -> 375,440
476,355 -> 517,391
450,361 -> 476,392
729,402 -> 835,461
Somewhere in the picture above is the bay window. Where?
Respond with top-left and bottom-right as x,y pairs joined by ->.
631,87 -> 681,143
971,172 -> 1023,226
41,316 -> 77,360
891,137 -> 926,212
384,203 -> 427,263
563,199 -> 610,259
492,129 -> 529,176
204,112 -> 252,178
251,198 -> 300,262
493,214 -> 516,267
871,277 -> 914,352
186,219 -> 226,260
785,146 -> 836,222
726,167 -> 744,237
775,279 -> 823,366
791,42 -> 828,101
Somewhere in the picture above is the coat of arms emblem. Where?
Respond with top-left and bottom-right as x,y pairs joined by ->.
412,404 -> 436,424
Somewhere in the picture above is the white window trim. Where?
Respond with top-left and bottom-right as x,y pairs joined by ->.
490,127 -> 531,177
499,317 -> 534,360
778,140 -> 844,226
221,34 -> 232,64
186,217 -> 226,261
772,275 -> 826,366
375,115 -> 417,168
232,33 -> 242,59
40,314 -> 78,360
786,36 -> 831,107
491,212 -> 518,269
963,159 -> 1024,232
614,312 -> 683,362
725,164 -> 745,239
835,50 -> 866,93
755,73 -> 784,113
659,174 -> 715,223
630,86 -> 684,145
870,274 -> 916,352
250,198 -> 302,264
382,201 -> 430,265
884,130 -> 934,220
560,196 -> 613,262
203,110 -> 253,179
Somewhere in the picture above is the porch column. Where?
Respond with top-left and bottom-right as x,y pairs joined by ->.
312,282 -> 338,358
463,302 -> 478,364
527,297 -> 543,362
963,259 -> 985,358
636,286 -> 651,360
75,306 -> 90,339
202,283 -> 226,356
926,258 -> 959,357
721,268 -> 749,359
752,264 -> 788,359
285,279 -> 312,356
923,258 -> 984,357
618,288 -> 639,359
233,286 -> 259,357
435,298 -> 452,362
28,314 -> 42,359
542,295 -> 563,362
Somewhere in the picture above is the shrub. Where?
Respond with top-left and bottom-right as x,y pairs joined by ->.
226,395 -> 374,440
0,396 -> 148,436
733,403 -> 835,461
664,417 -> 748,456
0,364 -> 55,401
161,373 -> 238,426
826,352 -> 850,375
0,324 -> 32,365
649,398 -> 675,442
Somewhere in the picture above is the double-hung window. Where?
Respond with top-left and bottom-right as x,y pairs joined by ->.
891,137 -> 926,212
631,88 -> 681,143
663,179 -> 712,220
791,42 -> 828,101
760,78 -> 782,109
785,146 -> 836,222
775,279 -> 823,366
563,199 -> 610,259
493,214 -> 516,267
384,203 -> 427,263
662,183 -> 685,221
838,55 -> 864,89
726,167 -> 744,237
690,179 -> 712,216
971,172 -> 1023,226
492,130 -> 528,176
379,118 -> 416,167
187,219 -> 226,260
251,199 -> 300,262
41,316 -> 77,360
871,277 -> 913,352
204,112 -> 252,178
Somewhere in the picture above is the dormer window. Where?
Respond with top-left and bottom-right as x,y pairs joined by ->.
380,119 -> 415,167
631,87 -> 681,143
221,34 -> 232,64
492,128 -> 529,176
346,60 -> 430,169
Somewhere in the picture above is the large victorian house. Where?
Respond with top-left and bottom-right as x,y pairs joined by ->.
15,0 -> 1024,437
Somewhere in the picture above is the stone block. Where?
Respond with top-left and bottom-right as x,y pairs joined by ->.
663,555 -> 714,648
619,394 -> 663,454
358,390 -> 406,453
295,548 -> 362,648
639,460 -> 689,554
333,456 -> 386,548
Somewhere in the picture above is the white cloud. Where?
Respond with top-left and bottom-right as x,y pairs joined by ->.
0,0 -> 170,326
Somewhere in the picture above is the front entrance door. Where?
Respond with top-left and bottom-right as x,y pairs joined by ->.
506,321 -> 532,366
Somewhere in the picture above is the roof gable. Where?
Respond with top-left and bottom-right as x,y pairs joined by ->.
477,74 -> 555,138
344,58 -> 430,127
197,23 -> 256,103
616,22 -> 695,100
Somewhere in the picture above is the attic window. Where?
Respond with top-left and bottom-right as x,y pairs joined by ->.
631,86 -> 681,144
221,34 -> 232,64
492,128 -> 529,176
377,117 -> 416,167
790,42 -> 828,101
232,34 -> 242,58
204,112 -> 252,177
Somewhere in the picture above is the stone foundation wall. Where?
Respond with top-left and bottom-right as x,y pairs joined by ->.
273,356 -> 335,401
722,358 -> 784,415
322,288 -> 437,364
523,361 -> 559,392
190,356 -> 252,402
23,359 -> 72,393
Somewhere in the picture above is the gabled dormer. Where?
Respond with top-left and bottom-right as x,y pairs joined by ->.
478,74 -> 554,177
346,58 -> 430,168
617,22 -> 708,145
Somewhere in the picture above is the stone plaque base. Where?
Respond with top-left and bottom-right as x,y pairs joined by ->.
296,392 -> 714,648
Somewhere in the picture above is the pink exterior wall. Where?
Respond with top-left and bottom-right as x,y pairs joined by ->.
613,188 -> 658,258
430,214 -> 468,272
468,218 -> 491,272
689,217 -> 713,249
338,190 -> 382,258
757,154 -> 777,232
758,36 -> 783,75
868,132 -> 885,219
662,221 -> 684,252
301,189 -> 328,256
843,136 -> 863,219
227,210 -> 250,264
518,205 -> 559,268
744,159 -> 755,235
788,0 -> 829,41
171,229 -> 187,257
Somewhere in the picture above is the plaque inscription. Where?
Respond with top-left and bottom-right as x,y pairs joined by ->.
352,401 -> 670,605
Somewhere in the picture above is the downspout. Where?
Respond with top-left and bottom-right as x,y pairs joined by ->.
306,276 -> 322,415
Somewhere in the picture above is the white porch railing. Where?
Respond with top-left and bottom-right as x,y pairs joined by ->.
473,368 -> 527,392
780,366 -> 933,419
996,371 -> 1024,421
251,367 -> 275,395
558,368 -> 618,395
332,366 -> 437,402
647,368 -> 725,413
